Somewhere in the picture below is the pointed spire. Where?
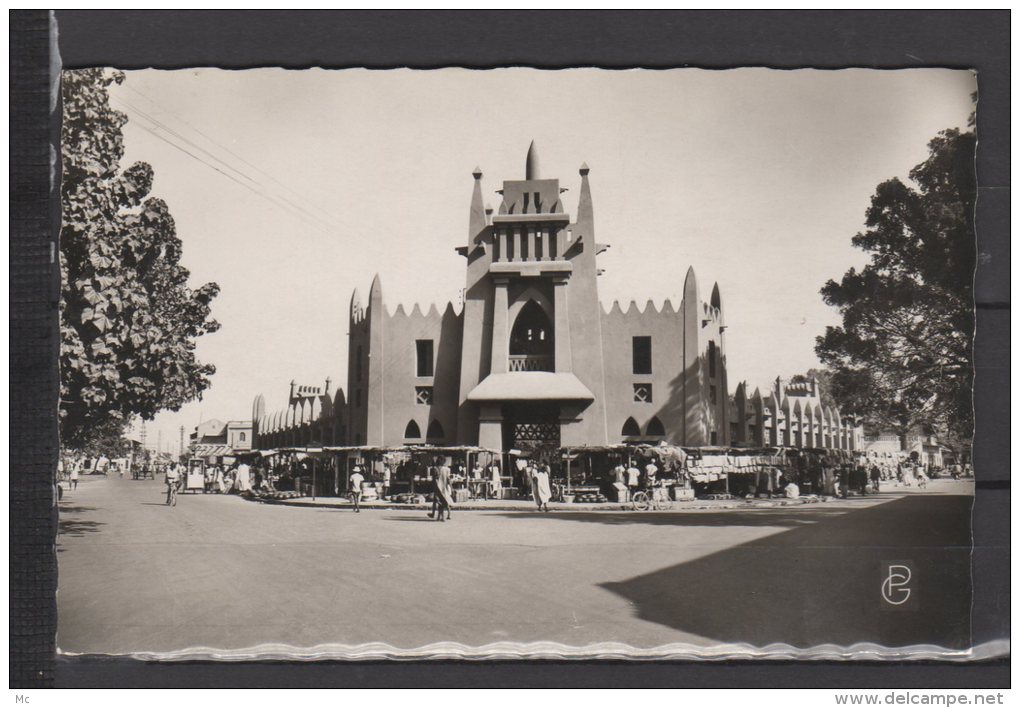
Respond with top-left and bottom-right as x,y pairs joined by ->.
525,140 -> 540,180
468,167 -> 485,243
369,273 -> 383,308
577,161 -> 593,232
682,266 -> 699,305
349,287 -> 361,319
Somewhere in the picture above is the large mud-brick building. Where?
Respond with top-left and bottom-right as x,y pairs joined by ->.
341,144 -> 729,454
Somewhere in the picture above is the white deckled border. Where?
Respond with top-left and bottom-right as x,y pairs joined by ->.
60,639 -> 1009,663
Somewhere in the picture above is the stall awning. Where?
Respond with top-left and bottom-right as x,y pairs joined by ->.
192,444 -> 233,458
467,372 -> 595,402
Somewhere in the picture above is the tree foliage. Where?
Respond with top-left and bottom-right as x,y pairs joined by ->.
60,69 -> 220,450
816,128 -> 975,441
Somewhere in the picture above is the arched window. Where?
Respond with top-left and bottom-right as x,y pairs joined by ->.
426,419 -> 445,441
404,420 -> 421,439
646,416 -> 665,437
510,300 -> 554,357
239,432 -> 246,442
621,417 -> 641,437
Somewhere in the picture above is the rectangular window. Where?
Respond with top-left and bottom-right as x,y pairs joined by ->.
633,383 -> 653,403
416,339 -> 434,377
710,385 -> 717,405
710,431 -> 718,445
708,340 -> 717,378
415,386 -> 434,405
632,336 -> 652,375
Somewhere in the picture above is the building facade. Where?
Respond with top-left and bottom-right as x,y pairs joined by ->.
342,143 -> 727,453
252,144 -> 862,454
190,418 -> 253,460
729,376 -> 863,451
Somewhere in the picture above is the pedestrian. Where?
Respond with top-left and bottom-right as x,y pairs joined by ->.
488,462 -> 502,500
429,463 -> 454,521
70,464 -> 79,491
381,464 -> 392,500
644,459 -> 659,489
625,462 -> 640,494
236,460 -> 252,492
516,458 -> 532,498
349,466 -> 365,512
916,463 -> 928,489
531,463 -> 552,512
870,464 -> 881,493
613,463 -> 625,486
215,465 -> 226,494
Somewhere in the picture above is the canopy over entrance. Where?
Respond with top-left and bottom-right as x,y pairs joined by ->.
467,372 -> 595,402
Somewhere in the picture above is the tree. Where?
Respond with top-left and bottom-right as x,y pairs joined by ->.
60,69 -> 220,450
815,127 -> 975,443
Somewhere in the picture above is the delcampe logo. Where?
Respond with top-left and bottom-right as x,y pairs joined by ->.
880,560 -> 918,610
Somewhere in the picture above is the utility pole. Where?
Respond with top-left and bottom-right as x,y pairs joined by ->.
179,426 -> 185,458
157,429 -> 163,457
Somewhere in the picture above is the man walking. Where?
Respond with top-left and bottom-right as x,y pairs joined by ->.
349,465 -> 365,513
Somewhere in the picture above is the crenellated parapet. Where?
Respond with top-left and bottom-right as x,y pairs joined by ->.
386,301 -> 463,326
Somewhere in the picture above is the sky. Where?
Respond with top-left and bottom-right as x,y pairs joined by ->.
105,68 -> 975,455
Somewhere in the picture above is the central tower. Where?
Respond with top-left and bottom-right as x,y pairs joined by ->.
456,143 -> 610,452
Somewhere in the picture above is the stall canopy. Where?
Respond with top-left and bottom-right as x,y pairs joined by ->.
192,444 -> 233,458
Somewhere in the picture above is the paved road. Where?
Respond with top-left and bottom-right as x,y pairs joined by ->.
56,474 -> 973,656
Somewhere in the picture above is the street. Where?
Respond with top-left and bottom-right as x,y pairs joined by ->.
56,474 -> 974,658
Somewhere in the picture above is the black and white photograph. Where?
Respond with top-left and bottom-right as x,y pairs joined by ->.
52,64 -> 986,663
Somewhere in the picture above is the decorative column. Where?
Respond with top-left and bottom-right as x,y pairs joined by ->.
490,277 -> 510,374
552,275 -> 572,372
512,227 -> 522,262
527,226 -> 536,262
496,229 -> 506,262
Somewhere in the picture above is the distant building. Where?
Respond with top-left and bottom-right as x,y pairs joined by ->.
729,376 -> 863,450
190,418 -> 252,462
862,426 -> 954,468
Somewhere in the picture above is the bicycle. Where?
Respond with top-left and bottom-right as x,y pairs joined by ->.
630,488 -> 674,511
166,479 -> 179,507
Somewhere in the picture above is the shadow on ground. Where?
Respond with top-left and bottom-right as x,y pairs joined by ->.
488,506 -> 856,529
58,518 -> 105,537
598,495 -> 972,649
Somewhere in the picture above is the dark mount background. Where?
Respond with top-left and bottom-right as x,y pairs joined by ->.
11,9 -> 1009,688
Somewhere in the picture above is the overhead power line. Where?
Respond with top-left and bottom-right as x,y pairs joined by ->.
109,92 -> 341,236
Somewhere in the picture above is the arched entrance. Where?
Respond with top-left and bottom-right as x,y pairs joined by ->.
509,300 -> 554,372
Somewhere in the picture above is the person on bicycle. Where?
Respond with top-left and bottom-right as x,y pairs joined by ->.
165,463 -> 180,505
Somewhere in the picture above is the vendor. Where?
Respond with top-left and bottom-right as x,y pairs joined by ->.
488,462 -> 502,500
625,463 -> 640,491
644,459 -> 659,488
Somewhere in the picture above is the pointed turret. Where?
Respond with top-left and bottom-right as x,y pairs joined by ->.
369,273 -> 383,308
525,141 -> 540,180
682,266 -> 699,308
349,288 -> 362,322
468,167 -> 485,244
711,281 -> 724,327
